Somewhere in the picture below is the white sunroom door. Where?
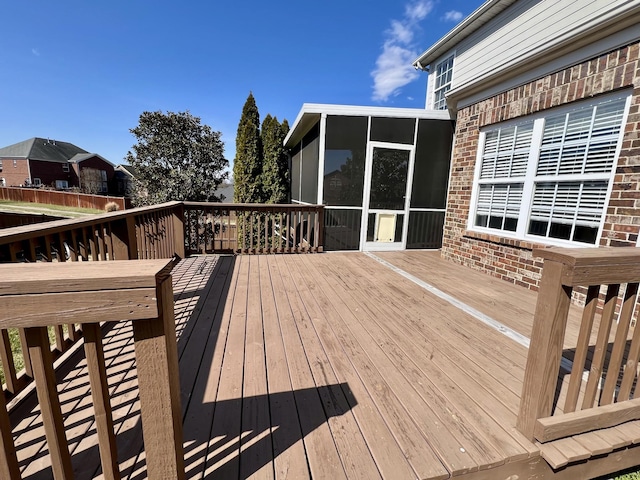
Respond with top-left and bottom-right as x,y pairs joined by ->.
362,143 -> 413,251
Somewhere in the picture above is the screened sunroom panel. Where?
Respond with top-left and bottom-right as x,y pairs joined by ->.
411,119 -> 454,209
300,123 -> 319,204
323,116 -> 367,207
323,208 -> 362,251
370,117 -> 415,144
291,145 -> 301,202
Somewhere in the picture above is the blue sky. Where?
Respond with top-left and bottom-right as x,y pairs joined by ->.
0,0 -> 481,170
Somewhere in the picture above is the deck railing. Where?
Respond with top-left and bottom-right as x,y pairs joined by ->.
0,200 -> 323,477
183,202 -> 324,254
518,247 -> 640,443
0,260 -> 183,479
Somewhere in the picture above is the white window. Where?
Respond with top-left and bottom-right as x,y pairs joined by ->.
33,178 -> 42,186
55,180 -> 69,189
469,92 -> 631,246
0,160 -> 3,172
62,163 -> 70,172
433,54 -> 454,110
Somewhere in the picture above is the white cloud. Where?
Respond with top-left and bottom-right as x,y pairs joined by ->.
31,48 -> 40,56
389,20 -> 413,45
405,1 -> 433,21
371,1 -> 434,102
443,10 -> 464,22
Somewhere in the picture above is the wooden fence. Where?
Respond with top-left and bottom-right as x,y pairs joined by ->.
0,186 -> 129,211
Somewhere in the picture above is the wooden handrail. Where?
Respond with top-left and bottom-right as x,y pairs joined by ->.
517,247 -> 640,442
0,260 -> 184,479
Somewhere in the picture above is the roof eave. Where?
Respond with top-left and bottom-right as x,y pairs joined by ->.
443,5 -> 640,112
413,0 -> 515,68
284,103 -> 452,148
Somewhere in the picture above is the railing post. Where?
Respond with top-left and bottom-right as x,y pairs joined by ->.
517,258 -> 573,440
0,383 -> 19,479
172,203 -> 185,259
132,272 -> 185,479
26,326 -> 74,479
83,323 -> 120,480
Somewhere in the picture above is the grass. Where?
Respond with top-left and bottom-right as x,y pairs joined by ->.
0,199 -> 103,217
0,325 -> 69,385
610,471 -> 640,480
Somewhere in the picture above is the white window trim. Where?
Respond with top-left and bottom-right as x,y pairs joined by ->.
62,163 -> 70,172
467,91 -> 632,248
432,53 -> 455,111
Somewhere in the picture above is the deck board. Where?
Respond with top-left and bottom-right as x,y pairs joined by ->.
8,251 -> 639,479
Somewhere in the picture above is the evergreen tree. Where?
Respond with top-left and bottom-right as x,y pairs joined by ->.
261,114 -> 290,203
126,110 -> 227,206
233,93 -> 262,203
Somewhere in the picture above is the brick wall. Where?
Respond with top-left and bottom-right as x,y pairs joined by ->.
0,158 -> 31,187
442,41 -> 640,292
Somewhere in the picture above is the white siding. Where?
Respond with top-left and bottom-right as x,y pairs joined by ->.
445,0 -> 637,92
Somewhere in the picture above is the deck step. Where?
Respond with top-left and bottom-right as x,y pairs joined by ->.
538,419 -> 640,469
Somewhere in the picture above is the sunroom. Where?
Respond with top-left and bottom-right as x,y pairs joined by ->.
284,104 -> 454,251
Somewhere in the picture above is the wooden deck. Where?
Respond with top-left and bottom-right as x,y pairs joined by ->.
8,251 -> 640,479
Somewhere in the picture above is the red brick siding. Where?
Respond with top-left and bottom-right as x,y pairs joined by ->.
76,157 -> 115,181
0,158 -> 31,187
29,159 -> 79,188
442,42 -> 640,292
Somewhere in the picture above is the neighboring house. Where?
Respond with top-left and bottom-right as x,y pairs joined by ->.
412,0 -> 640,291
114,164 -> 137,197
0,137 -> 115,193
285,105 -> 453,251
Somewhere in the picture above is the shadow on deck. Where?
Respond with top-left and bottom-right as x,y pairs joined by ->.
10,256 -> 356,479
8,251 -> 640,479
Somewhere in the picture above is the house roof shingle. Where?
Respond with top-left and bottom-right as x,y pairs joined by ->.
0,137 -> 89,163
